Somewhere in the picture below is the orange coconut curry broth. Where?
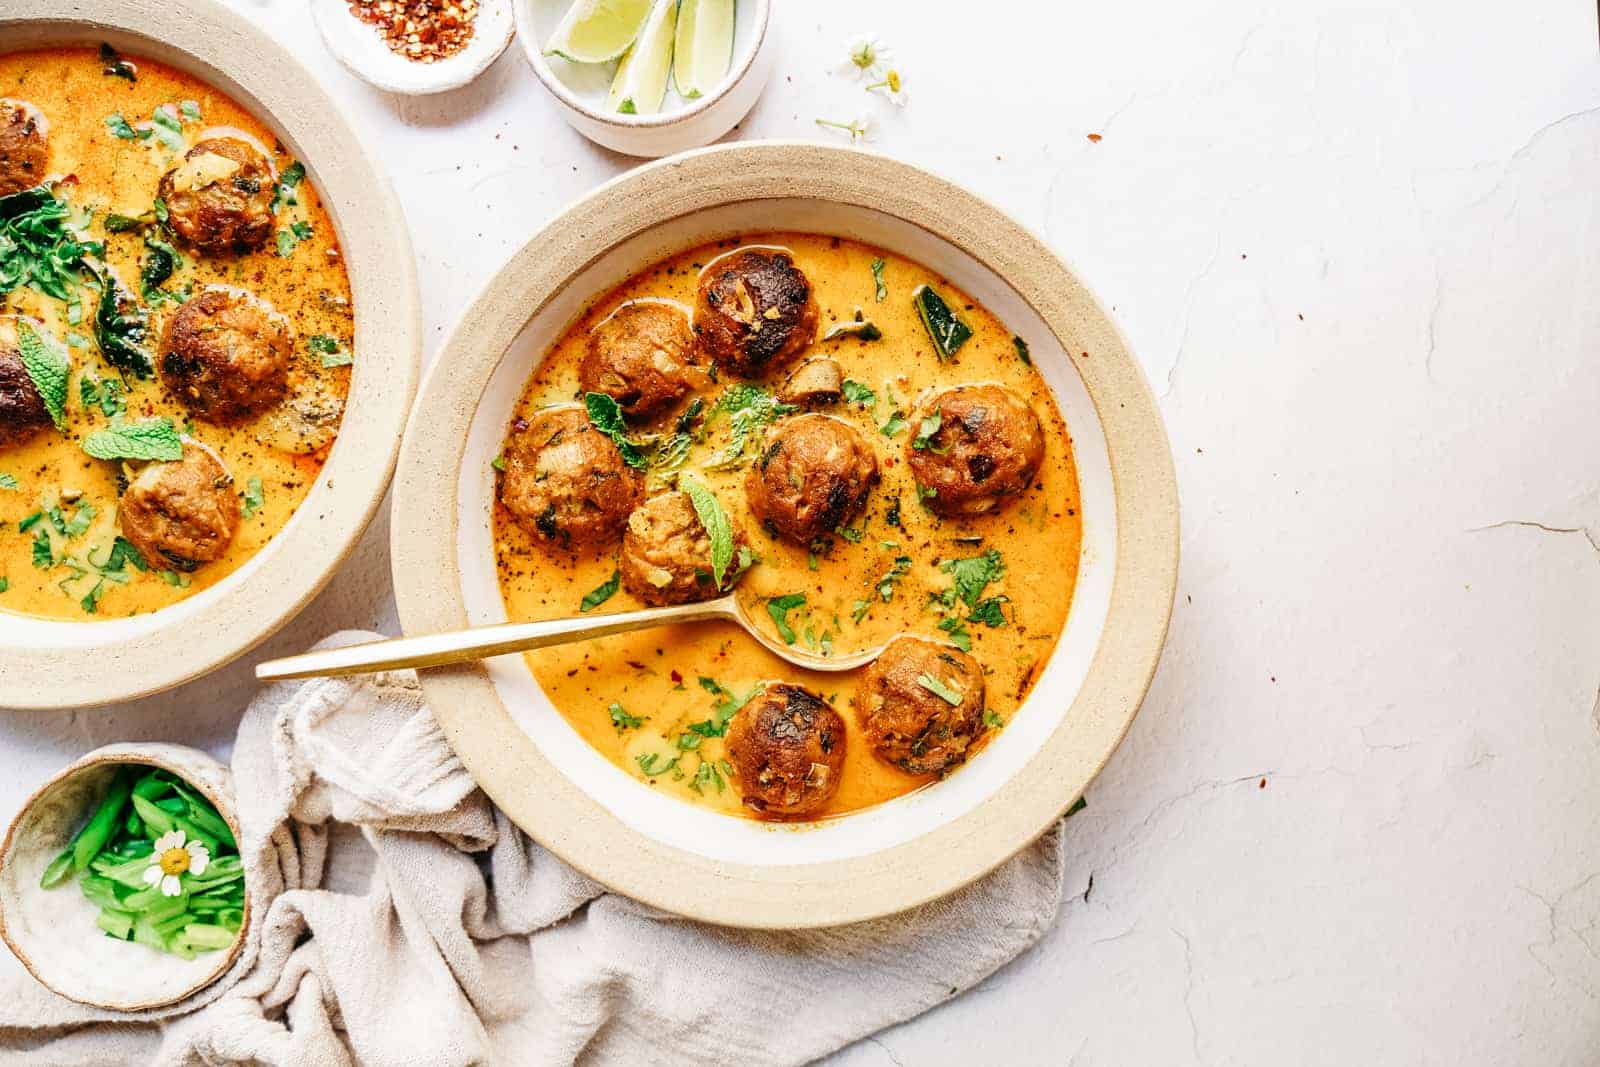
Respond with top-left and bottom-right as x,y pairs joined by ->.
493,234 -> 1083,820
0,47 -> 351,619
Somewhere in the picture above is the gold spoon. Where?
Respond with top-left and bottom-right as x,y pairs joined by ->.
254,592 -> 885,681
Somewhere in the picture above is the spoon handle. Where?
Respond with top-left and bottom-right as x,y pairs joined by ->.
254,600 -> 735,681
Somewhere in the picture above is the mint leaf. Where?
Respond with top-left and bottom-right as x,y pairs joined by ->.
766,593 -> 806,644
680,476 -> 733,588
16,320 -> 69,430
580,569 -> 620,612
917,672 -> 965,706
583,392 -> 645,469
81,417 -> 183,461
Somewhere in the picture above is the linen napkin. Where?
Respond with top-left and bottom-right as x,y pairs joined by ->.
0,632 -> 1066,1066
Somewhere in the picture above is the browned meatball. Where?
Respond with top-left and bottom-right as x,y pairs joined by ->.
580,301 -> 699,421
0,344 -> 51,449
725,683 -> 846,818
855,636 -> 987,775
161,287 -> 292,424
620,490 -> 749,606
0,100 -> 48,196
906,384 -> 1044,517
745,414 -> 878,545
693,249 -> 818,376
158,138 -> 275,255
119,443 -> 240,571
499,405 -> 645,549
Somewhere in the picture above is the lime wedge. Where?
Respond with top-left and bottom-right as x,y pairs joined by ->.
605,0 -> 677,116
673,0 -> 735,100
545,0 -> 655,64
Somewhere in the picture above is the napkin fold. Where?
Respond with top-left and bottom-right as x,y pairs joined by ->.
0,632 -> 1065,1066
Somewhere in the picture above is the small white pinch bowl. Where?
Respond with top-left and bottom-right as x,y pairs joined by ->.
313,0 -> 516,95
0,744 -> 249,1011
515,0 -> 773,157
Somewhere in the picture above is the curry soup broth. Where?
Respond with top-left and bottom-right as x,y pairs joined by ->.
0,47 -> 351,619
493,233 -> 1081,818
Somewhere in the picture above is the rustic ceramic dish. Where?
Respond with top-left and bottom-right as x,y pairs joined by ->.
0,0 -> 421,710
392,142 -> 1178,928
0,743 -> 249,1011
312,0 -> 516,96
515,0 -> 772,157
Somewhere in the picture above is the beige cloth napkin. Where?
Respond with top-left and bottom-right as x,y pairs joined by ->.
0,632 -> 1066,1066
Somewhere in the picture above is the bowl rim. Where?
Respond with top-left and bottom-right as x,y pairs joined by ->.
513,0 -> 771,130
391,141 -> 1179,929
0,744 -> 250,1011
0,0 -> 422,710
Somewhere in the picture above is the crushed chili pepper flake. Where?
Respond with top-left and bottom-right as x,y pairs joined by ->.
345,0 -> 479,62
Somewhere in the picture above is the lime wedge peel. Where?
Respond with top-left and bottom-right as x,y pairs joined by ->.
545,0 -> 655,64
605,0 -> 678,116
673,0 -> 735,101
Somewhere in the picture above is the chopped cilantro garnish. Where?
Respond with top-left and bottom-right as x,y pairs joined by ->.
609,702 -> 643,732
766,593 -> 806,644
916,672 -> 965,706
579,569 -> 620,612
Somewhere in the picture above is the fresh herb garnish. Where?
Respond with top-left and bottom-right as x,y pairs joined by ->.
635,752 -> 679,777
680,475 -> 733,588
985,709 -> 1005,729
938,615 -> 972,651
766,593 -> 807,644
911,411 -> 943,451
912,284 -> 973,360
307,334 -> 353,368
0,185 -> 97,302
967,596 -> 1008,628
704,385 -> 796,470
80,416 -> 184,461
16,320 -> 69,430
99,43 -> 137,82
579,569 -> 620,612
876,555 -> 912,602
179,100 -> 202,122
583,392 -> 646,470
80,376 -> 127,417
31,527 -> 52,569
691,676 -> 761,737
139,231 -> 180,297
841,379 -> 876,406
870,257 -> 888,301
609,702 -> 644,731
916,672 -> 965,706
834,525 -> 864,544
939,548 -> 1005,610
81,260 -> 155,378
275,220 -> 312,258
0,474 -> 15,490
147,105 -> 185,152
105,113 -> 143,141
1012,335 -> 1032,366
241,476 -> 265,519
821,312 -> 882,343
271,161 -> 305,211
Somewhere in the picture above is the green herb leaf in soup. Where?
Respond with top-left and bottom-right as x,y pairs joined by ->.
580,569 -> 621,612
681,475 -> 734,588
16,320 -> 69,430
912,284 -> 973,360
916,672 -> 965,706
81,260 -> 154,378
0,184 -> 96,302
766,592 -> 807,644
241,476 -> 265,520
583,391 -> 647,469
81,416 -> 184,461
870,257 -> 888,302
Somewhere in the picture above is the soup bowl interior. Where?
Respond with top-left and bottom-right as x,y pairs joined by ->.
0,1 -> 420,709
394,143 -> 1176,927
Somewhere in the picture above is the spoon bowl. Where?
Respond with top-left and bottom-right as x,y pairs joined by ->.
254,592 -> 884,682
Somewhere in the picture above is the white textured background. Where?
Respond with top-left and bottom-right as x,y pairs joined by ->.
3,1 -> 1599,1063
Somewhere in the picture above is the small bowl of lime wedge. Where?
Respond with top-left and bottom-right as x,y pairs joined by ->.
516,0 -> 773,157
0,744 -> 250,1011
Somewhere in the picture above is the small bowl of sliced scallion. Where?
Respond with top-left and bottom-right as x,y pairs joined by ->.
0,745 -> 249,1011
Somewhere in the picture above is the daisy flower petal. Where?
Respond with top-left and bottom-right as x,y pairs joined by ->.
160,873 -> 182,897
185,843 -> 210,876
153,830 -> 186,852
142,864 -> 163,886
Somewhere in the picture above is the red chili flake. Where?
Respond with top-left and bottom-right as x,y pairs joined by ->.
344,0 -> 479,63
670,669 -> 683,684
1086,133 -> 1103,143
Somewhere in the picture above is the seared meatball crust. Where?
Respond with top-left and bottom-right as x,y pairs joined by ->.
906,384 -> 1045,517
0,344 -> 52,449
620,490 -> 748,606
158,137 -> 276,255
161,287 -> 293,424
499,405 -> 645,550
855,636 -> 986,775
726,683 -> 847,818
746,414 -> 878,545
119,443 -> 241,571
0,99 -> 48,196
693,248 -> 819,377
580,301 -> 699,422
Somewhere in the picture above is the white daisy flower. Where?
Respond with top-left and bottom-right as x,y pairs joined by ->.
142,829 -> 210,897
840,35 -> 891,80
866,69 -> 908,108
814,116 -> 874,144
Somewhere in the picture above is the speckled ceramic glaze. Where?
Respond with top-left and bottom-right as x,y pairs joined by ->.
0,0 -> 421,710
391,142 -> 1178,928
0,743 -> 248,1011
